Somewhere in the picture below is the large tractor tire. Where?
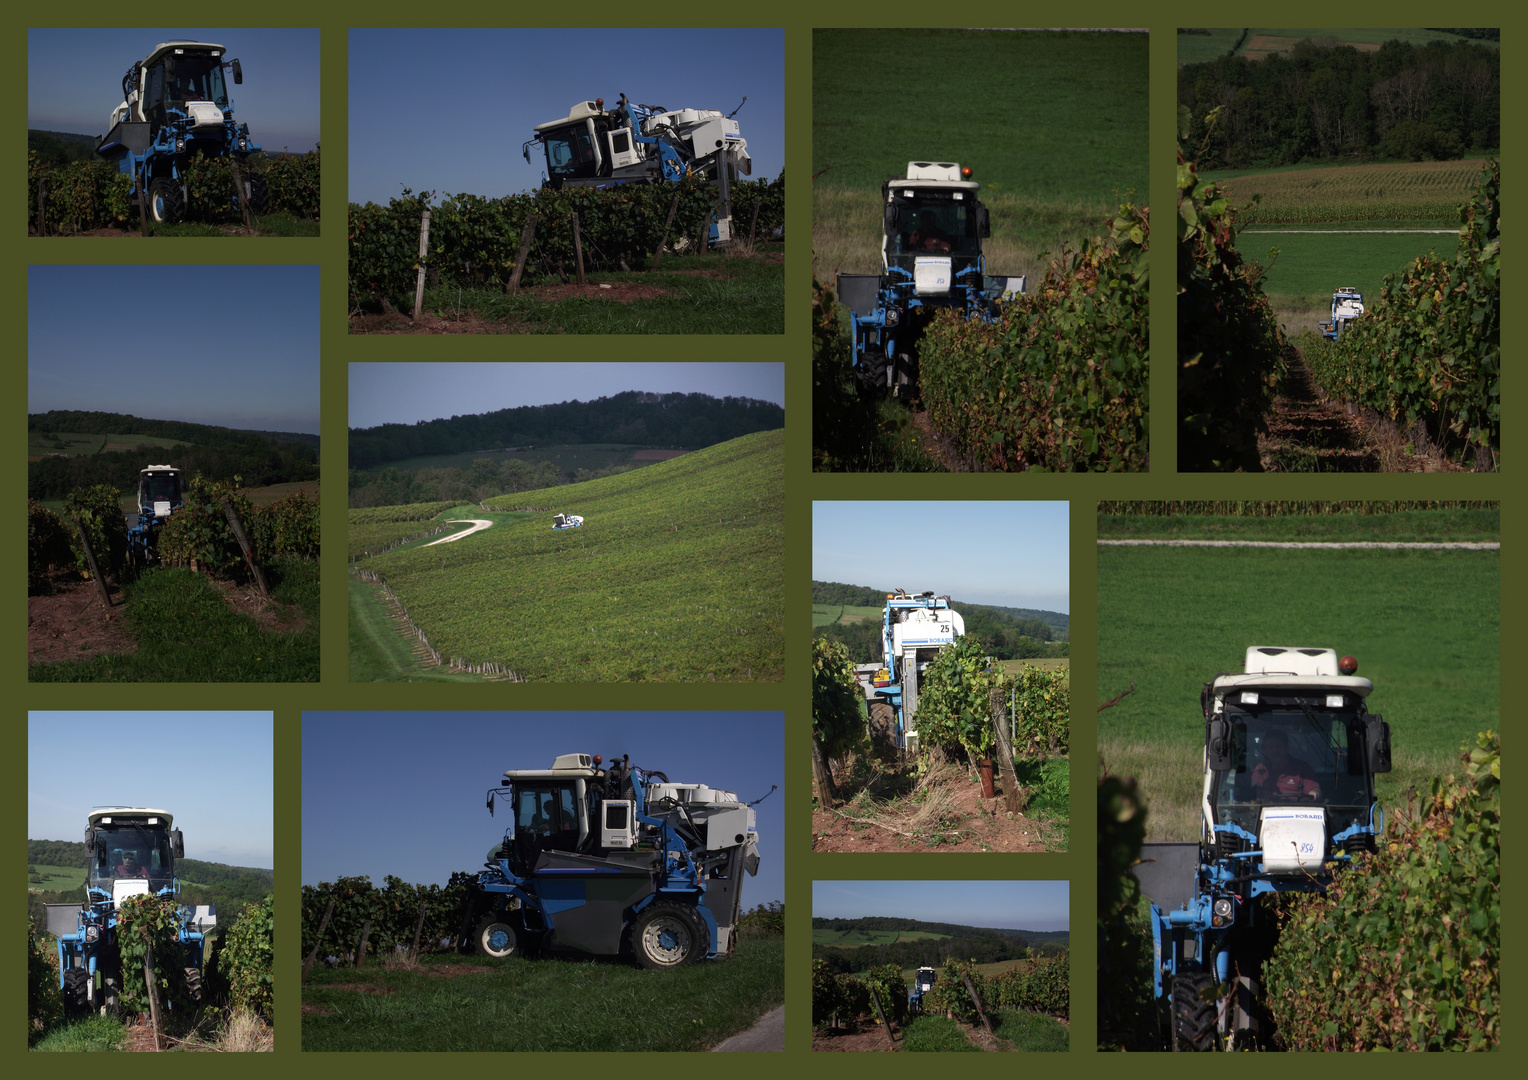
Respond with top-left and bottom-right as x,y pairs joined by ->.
245,172 -> 270,215
856,348 -> 890,392
867,701 -> 899,761
1171,966 -> 1218,1051
184,965 -> 204,1006
631,903 -> 705,970
62,968 -> 90,1015
148,177 -> 185,224
474,915 -> 520,959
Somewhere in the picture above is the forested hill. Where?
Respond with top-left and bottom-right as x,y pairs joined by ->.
812,581 -> 1069,660
29,410 -> 320,449
812,916 -> 1068,973
1179,36 -> 1499,170
349,391 -> 784,470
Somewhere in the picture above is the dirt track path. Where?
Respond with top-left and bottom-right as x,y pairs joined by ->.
422,519 -> 493,546
1258,352 -> 1380,471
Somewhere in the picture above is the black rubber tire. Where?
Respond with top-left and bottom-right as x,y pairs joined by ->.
246,172 -> 270,215
631,903 -> 705,970
148,177 -> 184,224
1171,966 -> 1218,1051
856,349 -> 889,392
474,915 -> 519,959
184,965 -> 203,1005
62,968 -> 90,1015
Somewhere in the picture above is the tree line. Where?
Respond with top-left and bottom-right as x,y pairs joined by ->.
28,435 -> 319,501
1179,36 -> 1499,169
349,391 -> 784,471
812,582 -> 1069,662
349,458 -> 569,510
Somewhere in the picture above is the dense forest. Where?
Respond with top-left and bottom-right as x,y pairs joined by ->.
812,581 -> 1069,662
28,411 -> 320,500
349,391 -> 785,471
27,839 -> 273,936
1178,36 -> 1499,169
812,916 -> 1068,973
28,130 -> 97,168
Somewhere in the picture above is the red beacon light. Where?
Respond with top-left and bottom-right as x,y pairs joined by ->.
593,754 -> 603,765
960,165 -> 974,179
1338,655 -> 1358,675
595,97 -> 604,109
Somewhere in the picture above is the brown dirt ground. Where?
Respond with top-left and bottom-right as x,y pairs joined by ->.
28,577 -> 136,665
813,771 -> 1053,854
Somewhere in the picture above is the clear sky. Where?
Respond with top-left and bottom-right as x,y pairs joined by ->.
348,28 -> 784,205
28,29 -> 320,151
813,880 -> 1070,932
302,712 -> 784,906
813,501 -> 1070,613
28,712 -> 273,869
349,362 -> 785,428
29,265 -> 320,434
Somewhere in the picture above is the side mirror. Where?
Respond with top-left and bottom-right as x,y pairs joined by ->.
883,203 -> 899,234
486,789 -> 495,816
1207,717 -> 1233,771
1367,715 -> 1392,774
976,204 -> 990,238
171,829 -> 185,859
84,827 -> 96,857
231,59 -> 243,85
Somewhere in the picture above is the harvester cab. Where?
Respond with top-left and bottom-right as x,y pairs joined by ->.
45,808 -> 216,1015
854,590 -> 966,752
96,41 -> 264,224
128,465 -> 183,565
469,752 -> 762,969
1134,646 -> 1392,1050
837,162 -> 1025,394
525,94 -> 751,242
1319,286 -> 1365,341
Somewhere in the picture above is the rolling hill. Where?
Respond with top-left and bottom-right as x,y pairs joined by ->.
352,429 -> 784,681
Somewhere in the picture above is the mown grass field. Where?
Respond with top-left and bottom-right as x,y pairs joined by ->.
813,928 -> 950,948
900,1009 -> 1068,1052
28,430 -> 187,458
811,603 -> 883,628
1097,518 -> 1498,841
27,864 -> 83,890
813,29 -> 1146,285
302,940 -> 783,1052
352,431 -> 784,681
1177,28 -> 1494,65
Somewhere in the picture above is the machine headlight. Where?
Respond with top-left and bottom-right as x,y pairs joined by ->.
885,306 -> 899,327
1212,897 -> 1233,927
85,924 -> 100,943
176,137 -> 186,153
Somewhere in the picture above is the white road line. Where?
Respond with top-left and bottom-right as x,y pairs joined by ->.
423,519 -> 494,546
1098,539 -> 1498,550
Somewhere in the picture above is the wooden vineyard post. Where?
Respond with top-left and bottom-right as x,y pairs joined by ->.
230,159 -> 253,229
571,213 -> 586,284
990,687 -> 1026,814
651,194 -> 681,269
413,209 -> 432,319
303,898 -> 335,982
71,515 -> 114,608
746,196 -> 761,254
961,971 -> 994,1034
143,936 -> 162,1050
409,904 -> 428,963
507,214 -> 539,291
867,984 -> 897,1044
219,497 -> 269,597
810,735 -> 836,807
354,917 -> 372,967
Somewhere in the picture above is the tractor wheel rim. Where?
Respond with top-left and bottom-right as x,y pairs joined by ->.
488,929 -> 509,951
644,919 -> 688,962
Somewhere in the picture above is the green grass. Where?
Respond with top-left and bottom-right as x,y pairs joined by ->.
1098,541 -> 1499,841
30,1015 -> 127,1052
990,1008 -> 1070,1050
27,864 -> 83,890
811,603 -> 884,628
348,576 -> 497,682
1175,28 -> 1252,64
901,1014 -> 982,1051
357,431 -> 783,681
302,940 -> 784,1052
813,928 -> 950,948
384,248 -> 783,334
1015,757 -> 1071,852
149,213 -> 319,237
1098,507 -> 1500,544
383,443 -> 674,474
29,558 -> 320,682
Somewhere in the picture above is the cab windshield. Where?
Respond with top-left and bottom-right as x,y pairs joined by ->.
541,124 -> 598,180
1213,707 -> 1374,830
140,474 -> 181,506
89,824 -> 174,892
159,53 -> 229,107
514,783 -> 579,843
885,194 -> 983,271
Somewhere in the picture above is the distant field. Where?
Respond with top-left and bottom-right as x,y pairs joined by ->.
1211,159 -> 1486,226
898,957 -> 1031,981
381,443 -> 684,474
1178,28 -> 1494,65
814,928 -> 950,948
811,603 -> 883,628
28,430 -> 186,458
996,658 -> 1069,675
28,864 -> 82,891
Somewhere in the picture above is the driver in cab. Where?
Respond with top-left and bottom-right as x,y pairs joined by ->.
1250,730 -> 1322,801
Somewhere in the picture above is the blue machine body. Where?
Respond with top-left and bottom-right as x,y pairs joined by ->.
126,465 -> 183,564
856,590 -> 965,749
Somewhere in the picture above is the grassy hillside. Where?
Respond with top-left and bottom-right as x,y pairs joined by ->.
354,430 -> 784,681
813,928 -> 950,948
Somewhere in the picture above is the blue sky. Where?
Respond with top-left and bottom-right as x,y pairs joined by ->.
813,501 -> 1070,613
28,28 -> 320,151
29,265 -> 320,434
302,712 -> 784,906
350,363 -> 784,428
813,880 -> 1070,933
28,712 -> 273,869
349,28 -> 784,204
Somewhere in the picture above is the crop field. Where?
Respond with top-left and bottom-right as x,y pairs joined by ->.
813,29 -> 1147,284
383,443 -> 682,474
811,603 -> 883,628
352,431 -> 784,681
1097,535 -> 1499,842
28,430 -> 186,458
302,940 -> 783,1052
814,928 -> 950,948
27,863 -> 83,890
1177,28 -> 1494,65
1211,159 -> 1487,226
